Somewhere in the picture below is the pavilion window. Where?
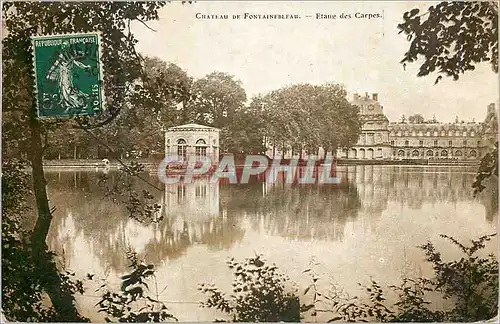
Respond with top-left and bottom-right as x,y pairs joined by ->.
177,139 -> 187,158
195,139 -> 207,157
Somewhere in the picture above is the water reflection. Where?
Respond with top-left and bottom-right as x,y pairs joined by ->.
45,165 -> 497,275
222,180 -> 361,241
41,165 -> 498,321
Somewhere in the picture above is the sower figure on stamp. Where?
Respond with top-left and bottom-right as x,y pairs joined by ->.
46,41 -> 91,112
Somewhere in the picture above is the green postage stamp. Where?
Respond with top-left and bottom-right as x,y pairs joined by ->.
31,32 -> 104,118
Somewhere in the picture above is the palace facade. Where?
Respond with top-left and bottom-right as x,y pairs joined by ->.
267,93 -> 498,161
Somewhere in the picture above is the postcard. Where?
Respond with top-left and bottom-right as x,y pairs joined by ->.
2,1 -> 498,322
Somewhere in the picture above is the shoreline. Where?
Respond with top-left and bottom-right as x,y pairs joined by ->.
39,158 -> 480,169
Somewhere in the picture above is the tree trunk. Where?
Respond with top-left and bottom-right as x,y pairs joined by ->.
74,144 -> 77,159
28,108 -> 85,321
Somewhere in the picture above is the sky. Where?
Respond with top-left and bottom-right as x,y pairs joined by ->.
131,1 -> 499,123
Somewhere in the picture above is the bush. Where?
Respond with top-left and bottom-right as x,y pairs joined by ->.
199,255 -> 300,322
302,234 -> 498,322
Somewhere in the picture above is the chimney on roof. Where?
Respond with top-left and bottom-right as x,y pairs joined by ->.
372,93 -> 378,101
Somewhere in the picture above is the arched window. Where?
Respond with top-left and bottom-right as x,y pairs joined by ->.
471,131 -> 475,136
195,139 -> 207,156
440,130 -> 446,136
469,150 -> 477,157
462,131 -> 467,137
441,150 -> 448,157
455,150 -> 463,156
426,150 -> 434,157
177,139 -> 187,158
433,131 -> 438,136
426,130 -> 431,136
412,150 -> 419,157
455,130 -> 460,136
398,150 -> 405,157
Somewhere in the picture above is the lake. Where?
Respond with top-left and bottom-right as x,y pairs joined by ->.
43,165 -> 497,321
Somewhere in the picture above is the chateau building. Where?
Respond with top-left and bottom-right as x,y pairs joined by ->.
267,93 -> 498,161
339,93 -> 498,161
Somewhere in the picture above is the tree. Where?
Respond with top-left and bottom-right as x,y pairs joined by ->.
259,83 -> 361,158
190,71 -> 247,128
222,96 -> 268,154
2,2 -> 166,320
107,57 -> 193,157
408,114 -> 425,124
398,1 -> 498,84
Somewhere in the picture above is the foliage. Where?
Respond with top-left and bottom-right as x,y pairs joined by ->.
302,234 -> 498,322
3,1 -> 167,129
399,1 -> 498,196
1,160 -> 88,321
98,162 -> 163,224
222,96 -> 268,154
420,234 -> 498,321
96,249 -> 177,322
199,255 -> 301,322
2,2 -> 167,321
398,1 -> 498,84
2,159 -> 53,321
190,71 -> 247,129
408,114 -> 425,124
258,83 -> 361,157
473,141 -> 498,195
113,56 -> 194,156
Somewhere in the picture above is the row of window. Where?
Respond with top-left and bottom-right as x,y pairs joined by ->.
173,146 -> 207,157
396,149 -> 477,157
390,130 -> 476,137
391,140 -> 481,147
167,138 -> 210,157
169,138 -> 208,145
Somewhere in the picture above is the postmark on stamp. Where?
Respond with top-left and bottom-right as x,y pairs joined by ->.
31,32 -> 104,118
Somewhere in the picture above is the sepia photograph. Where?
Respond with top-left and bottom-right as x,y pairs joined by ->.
1,1 -> 499,322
